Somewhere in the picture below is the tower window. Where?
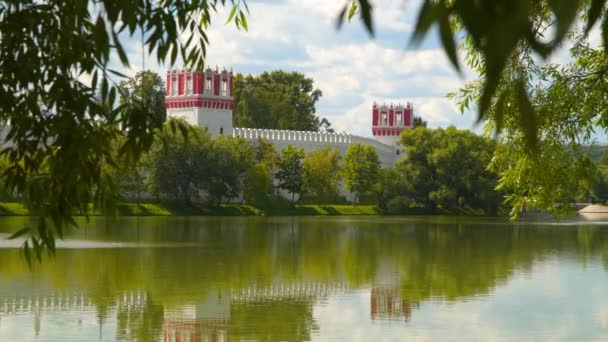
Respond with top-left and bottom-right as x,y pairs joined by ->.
221,79 -> 228,96
381,112 -> 388,126
396,113 -> 402,126
186,77 -> 192,94
219,127 -> 224,135
205,78 -> 212,94
171,77 -> 177,95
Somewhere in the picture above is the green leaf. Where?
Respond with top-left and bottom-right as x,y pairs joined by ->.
225,5 -> 238,24
336,5 -> 347,29
239,11 -> 248,31
549,0 -> 581,46
348,1 -> 358,21
112,30 -> 130,67
438,13 -> 459,72
586,0 -> 607,34
516,80 -> 537,151
8,226 -> 30,240
357,0 -> 374,36
410,0 -> 436,45
603,13 -> 608,53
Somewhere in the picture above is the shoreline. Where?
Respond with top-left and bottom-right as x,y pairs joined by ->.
0,202 -> 492,217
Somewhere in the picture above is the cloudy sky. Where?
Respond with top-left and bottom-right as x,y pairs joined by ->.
118,0 -> 479,138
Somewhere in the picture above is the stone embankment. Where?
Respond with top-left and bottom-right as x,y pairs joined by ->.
578,204 -> 608,213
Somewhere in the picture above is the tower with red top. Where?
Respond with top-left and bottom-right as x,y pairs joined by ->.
165,66 -> 234,137
371,102 -> 413,146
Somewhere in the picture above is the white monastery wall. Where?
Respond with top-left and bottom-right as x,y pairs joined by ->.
232,127 -> 398,167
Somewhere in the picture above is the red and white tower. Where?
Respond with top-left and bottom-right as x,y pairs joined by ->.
165,67 -> 234,137
371,102 -> 413,146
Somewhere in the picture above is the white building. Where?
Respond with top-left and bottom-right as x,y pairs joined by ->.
165,68 -> 414,167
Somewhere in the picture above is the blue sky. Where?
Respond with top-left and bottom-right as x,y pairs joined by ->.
116,0 -> 477,138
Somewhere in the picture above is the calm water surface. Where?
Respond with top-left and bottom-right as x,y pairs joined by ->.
0,216 -> 607,341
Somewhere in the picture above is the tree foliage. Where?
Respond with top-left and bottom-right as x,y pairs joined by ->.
207,136 -> 255,205
118,70 -> 167,130
0,0 -> 248,260
275,145 -> 306,204
147,119 -> 214,206
342,143 -> 380,204
398,126 -> 500,213
302,147 -> 341,200
450,15 -> 605,217
233,71 -> 323,131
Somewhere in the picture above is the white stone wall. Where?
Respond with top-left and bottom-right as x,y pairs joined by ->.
166,107 -> 234,138
196,107 -> 233,137
232,127 -> 398,167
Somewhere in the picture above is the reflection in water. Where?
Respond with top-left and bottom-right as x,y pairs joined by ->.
0,216 -> 606,341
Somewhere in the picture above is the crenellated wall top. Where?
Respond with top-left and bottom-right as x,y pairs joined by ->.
232,127 -> 394,154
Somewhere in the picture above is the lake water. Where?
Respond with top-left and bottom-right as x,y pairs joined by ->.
0,215 -> 607,341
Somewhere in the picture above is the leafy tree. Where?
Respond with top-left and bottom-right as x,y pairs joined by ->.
275,145 -> 305,204
398,126 -> 499,213
412,116 -> 427,128
118,70 -> 167,130
302,147 -> 341,200
449,15 -> 602,217
342,143 -> 380,204
207,136 -> 255,205
0,0 -> 248,258
147,119 -> 213,206
374,168 -> 408,213
244,138 -> 278,205
254,138 -> 278,167
233,71 -> 323,131
243,163 -> 274,206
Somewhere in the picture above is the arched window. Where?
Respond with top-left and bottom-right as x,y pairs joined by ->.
220,127 -> 224,135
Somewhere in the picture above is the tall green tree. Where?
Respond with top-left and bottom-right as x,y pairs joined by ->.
302,147 -> 341,200
275,145 -> 305,204
398,126 -> 500,213
342,143 -> 380,204
233,71 -> 323,131
147,119 -> 213,206
0,0 -> 248,258
207,136 -> 255,205
243,138 -> 278,205
118,70 -> 167,130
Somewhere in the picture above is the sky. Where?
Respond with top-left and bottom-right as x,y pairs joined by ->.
118,0 -> 478,138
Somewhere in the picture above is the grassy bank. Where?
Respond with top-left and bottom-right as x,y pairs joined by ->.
0,202 -> 491,217
0,202 -> 381,217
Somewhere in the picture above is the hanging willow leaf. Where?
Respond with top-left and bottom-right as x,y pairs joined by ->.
438,10 -> 460,72
586,0 -> 607,34
348,1 -> 359,21
336,5 -> 347,29
226,4 -> 238,24
603,11 -> 608,53
548,0 -> 581,46
516,80 -> 538,151
410,0 -> 436,45
357,0 -> 374,36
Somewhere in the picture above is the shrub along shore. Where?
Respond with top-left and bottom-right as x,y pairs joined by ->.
0,202 -> 489,217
